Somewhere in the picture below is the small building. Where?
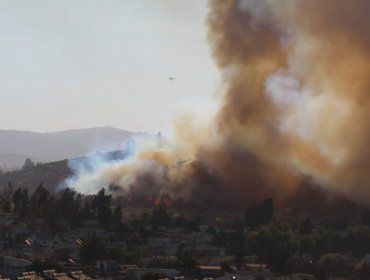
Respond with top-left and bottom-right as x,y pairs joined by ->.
127,268 -> 180,279
118,265 -> 138,277
240,263 -> 273,279
51,272 -> 73,280
69,271 -> 91,280
196,266 -> 223,278
215,273 -> 255,280
0,255 -> 32,278
95,260 -> 119,274
364,254 -> 370,264
18,271 -> 45,280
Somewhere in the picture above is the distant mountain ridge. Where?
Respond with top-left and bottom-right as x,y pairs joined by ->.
0,127 -> 144,170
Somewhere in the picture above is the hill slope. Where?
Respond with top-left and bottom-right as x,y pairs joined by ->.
0,127 -> 143,170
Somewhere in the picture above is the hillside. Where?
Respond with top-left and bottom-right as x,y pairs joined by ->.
0,127 -> 144,170
0,146 -> 134,194
0,159 -> 71,193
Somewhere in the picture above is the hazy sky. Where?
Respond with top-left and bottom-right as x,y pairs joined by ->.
0,0 -> 220,134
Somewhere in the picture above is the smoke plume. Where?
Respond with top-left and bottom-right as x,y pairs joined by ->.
206,0 -> 370,204
65,0 -> 370,211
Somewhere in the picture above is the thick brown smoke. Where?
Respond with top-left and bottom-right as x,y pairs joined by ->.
67,0 -> 370,215
205,0 -> 370,204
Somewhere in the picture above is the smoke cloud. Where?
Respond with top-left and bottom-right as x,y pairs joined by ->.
65,0 -> 370,211
207,0 -> 370,204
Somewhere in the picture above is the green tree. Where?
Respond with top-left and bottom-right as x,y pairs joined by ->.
360,209 -> 370,226
29,183 -> 51,218
343,226 -> 370,257
299,218 -> 312,235
94,188 -> 112,227
150,207 -> 170,229
26,260 -> 62,273
245,198 -> 274,227
45,195 -> 58,227
20,188 -> 29,218
299,233 -> 316,256
22,158 -> 35,170
140,272 -> 167,280
314,269 -> 327,280
73,201 -> 92,227
1,181 -> 13,212
228,228 -> 246,263
79,237 -> 106,264
57,188 -> 81,221
248,223 -> 300,274
316,254 -> 349,279
311,228 -> 343,257
13,187 -> 23,215
13,187 -> 29,218
112,205 -> 123,226
106,245 -> 125,262
176,250 -> 197,277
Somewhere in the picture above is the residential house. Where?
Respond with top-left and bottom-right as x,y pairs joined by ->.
0,255 -> 32,278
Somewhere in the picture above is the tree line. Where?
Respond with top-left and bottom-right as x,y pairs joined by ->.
210,198 -> 370,279
1,182 -> 123,229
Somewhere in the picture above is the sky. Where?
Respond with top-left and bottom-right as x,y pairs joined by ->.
0,0 -> 220,134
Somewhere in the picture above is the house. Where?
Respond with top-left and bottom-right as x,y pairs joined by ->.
364,254 -> 370,264
26,232 -> 62,248
192,245 -> 226,258
215,273 -> 255,280
192,231 -> 214,246
0,222 -> 28,239
196,266 -> 223,278
42,269 -> 57,279
70,271 -> 91,280
126,268 -> 180,279
146,237 -> 179,256
118,265 -> 138,277
0,255 -> 32,278
141,256 -> 179,268
240,263 -> 273,279
273,274 -> 314,280
18,271 -> 45,280
95,260 -> 119,274
75,227 -> 109,239
51,272 -> 73,280
0,213 -> 17,226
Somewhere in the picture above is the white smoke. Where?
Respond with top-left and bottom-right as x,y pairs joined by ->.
63,134 -> 163,194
